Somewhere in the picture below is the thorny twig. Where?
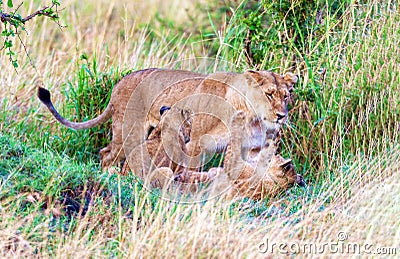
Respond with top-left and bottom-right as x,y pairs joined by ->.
0,1 -> 64,70
0,2 -> 60,24
244,29 -> 254,68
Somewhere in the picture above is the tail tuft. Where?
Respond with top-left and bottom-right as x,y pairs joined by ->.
38,87 -> 51,105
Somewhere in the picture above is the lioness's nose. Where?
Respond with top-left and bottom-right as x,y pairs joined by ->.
276,113 -> 286,121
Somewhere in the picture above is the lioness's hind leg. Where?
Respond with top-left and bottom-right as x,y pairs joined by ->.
100,145 -> 112,171
101,114 -> 126,171
100,141 -> 126,172
106,145 -> 125,168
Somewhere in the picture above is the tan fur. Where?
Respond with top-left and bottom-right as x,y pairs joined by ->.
223,111 -> 305,200
174,167 -> 223,184
120,106 -> 193,182
174,111 -> 305,200
173,156 -> 302,200
39,68 -> 297,171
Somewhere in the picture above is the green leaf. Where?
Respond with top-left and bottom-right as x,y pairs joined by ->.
80,53 -> 88,61
7,0 -> 13,8
4,40 -> 13,48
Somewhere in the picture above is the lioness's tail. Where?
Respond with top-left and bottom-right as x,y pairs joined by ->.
38,87 -> 113,130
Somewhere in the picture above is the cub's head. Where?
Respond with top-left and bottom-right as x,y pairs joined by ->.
245,70 -> 298,124
151,105 -> 193,146
266,155 -> 306,192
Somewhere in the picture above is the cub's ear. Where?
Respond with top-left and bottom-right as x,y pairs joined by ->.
245,69 -> 264,85
284,72 -> 298,91
296,174 -> 306,187
159,106 -> 171,116
279,158 -> 293,172
180,108 -> 193,121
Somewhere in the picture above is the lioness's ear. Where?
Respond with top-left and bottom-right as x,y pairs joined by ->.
284,72 -> 298,91
245,69 -> 264,85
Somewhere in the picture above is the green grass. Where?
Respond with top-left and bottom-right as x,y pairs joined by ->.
0,0 -> 399,257
1,131 -> 398,256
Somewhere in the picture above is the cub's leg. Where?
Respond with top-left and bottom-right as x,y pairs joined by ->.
174,167 -> 223,184
149,167 -> 175,189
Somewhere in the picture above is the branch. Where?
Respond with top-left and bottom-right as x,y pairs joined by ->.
0,3 -> 59,26
244,29 -> 255,68
22,5 -> 58,22
0,1 -> 64,69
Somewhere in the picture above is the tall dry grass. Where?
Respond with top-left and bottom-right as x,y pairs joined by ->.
0,0 -> 204,106
0,144 -> 398,257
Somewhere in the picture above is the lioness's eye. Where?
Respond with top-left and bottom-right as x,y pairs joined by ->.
266,93 -> 273,99
284,95 -> 289,100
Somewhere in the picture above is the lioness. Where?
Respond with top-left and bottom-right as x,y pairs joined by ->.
38,68 -> 297,171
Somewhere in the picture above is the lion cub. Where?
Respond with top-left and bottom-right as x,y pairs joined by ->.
174,111 -> 305,200
223,111 -> 305,200
120,106 -> 193,186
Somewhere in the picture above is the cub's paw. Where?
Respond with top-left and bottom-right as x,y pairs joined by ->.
231,110 -> 246,125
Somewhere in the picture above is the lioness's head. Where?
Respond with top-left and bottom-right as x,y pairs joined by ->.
245,70 -> 298,124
